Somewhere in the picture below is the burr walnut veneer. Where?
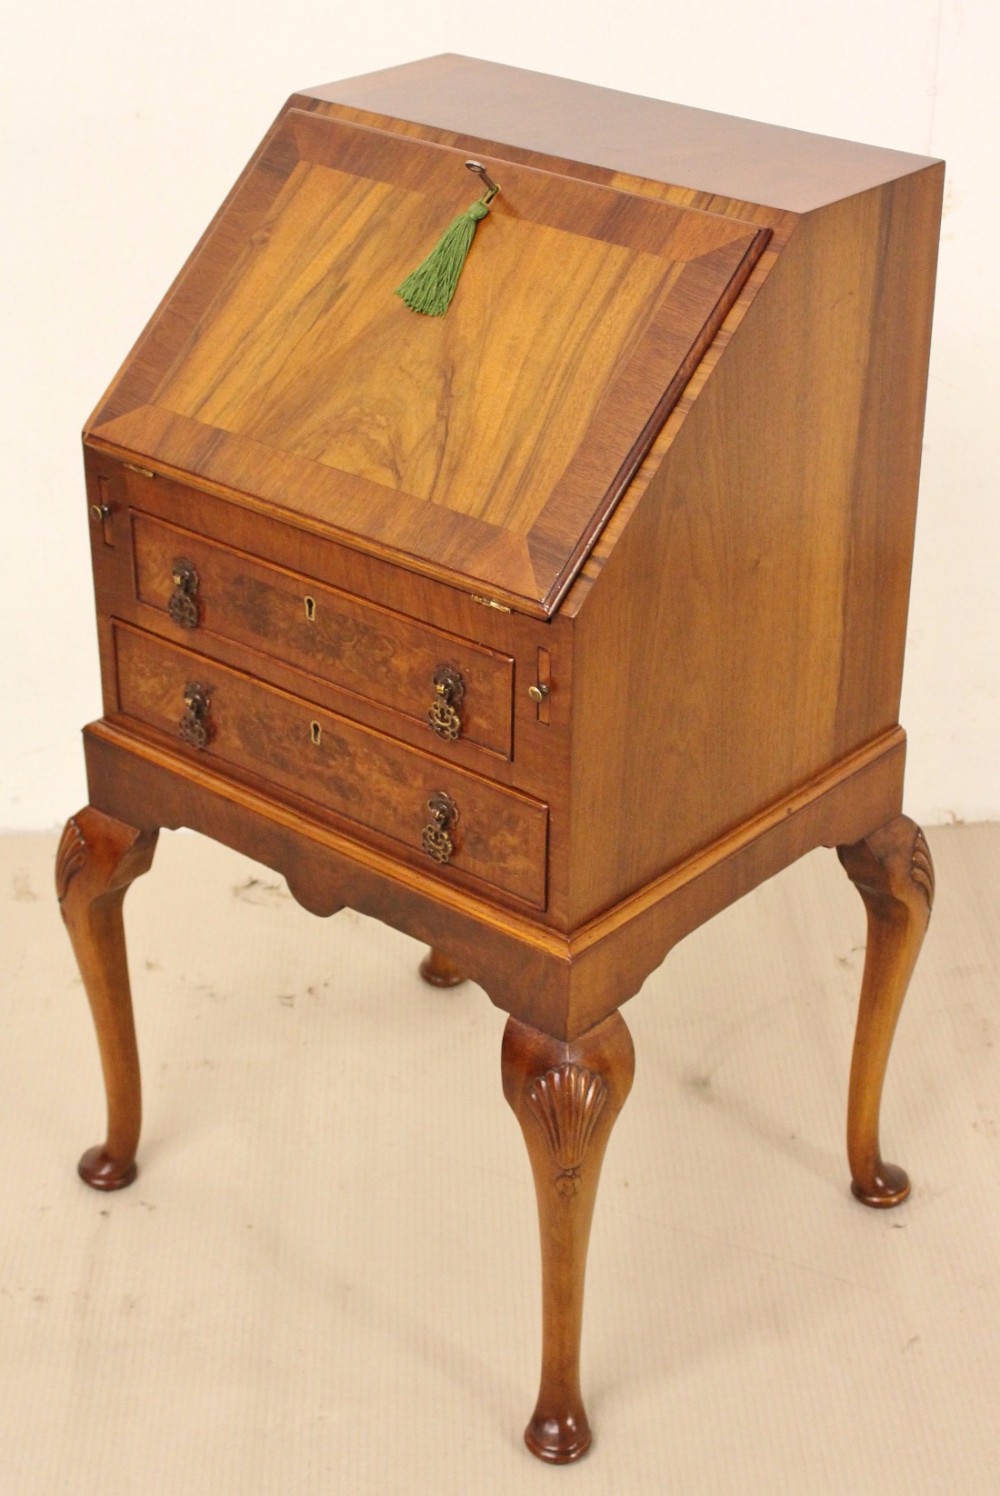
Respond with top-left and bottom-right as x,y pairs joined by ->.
59,56 -> 943,1463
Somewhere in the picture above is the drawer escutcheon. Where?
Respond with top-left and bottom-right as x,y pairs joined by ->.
421,791 -> 458,864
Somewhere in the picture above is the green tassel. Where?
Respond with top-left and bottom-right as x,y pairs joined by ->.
395,192 -> 495,317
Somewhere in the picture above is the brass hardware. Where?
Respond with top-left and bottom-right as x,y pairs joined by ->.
179,682 -> 212,749
309,720 -> 322,746
421,791 -> 458,864
532,646 -> 552,724
90,475 -> 115,546
168,558 -> 200,629
465,159 -> 501,200
123,461 -> 156,478
470,593 -> 512,613
428,665 -> 465,741
304,595 -> 317,622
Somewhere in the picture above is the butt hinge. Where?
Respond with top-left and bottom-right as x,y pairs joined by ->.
470,594 -> 512,613
123,461 -> 156,478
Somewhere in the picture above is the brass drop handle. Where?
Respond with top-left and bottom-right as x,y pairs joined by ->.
421,791 -> 459,864
179,682 -> 213,749
168,558 -> 201,629
428,666 -> 465,741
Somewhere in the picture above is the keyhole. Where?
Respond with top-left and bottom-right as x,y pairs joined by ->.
304,595 -> 317,622
309,721 -> 322,746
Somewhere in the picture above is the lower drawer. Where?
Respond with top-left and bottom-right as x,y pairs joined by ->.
113,623 -> 548,908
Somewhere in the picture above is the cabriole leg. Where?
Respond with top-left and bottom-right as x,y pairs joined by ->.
837,815 -> 934,1207
56,807 -> 159,1191
418,946 -> 467,988
502,1010 -> 635,1463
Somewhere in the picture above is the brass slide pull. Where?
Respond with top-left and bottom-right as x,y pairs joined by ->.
168,558 -> 201,629
428,665 -> 465,741
179,682 -> 213,749
421,792 -> 458,864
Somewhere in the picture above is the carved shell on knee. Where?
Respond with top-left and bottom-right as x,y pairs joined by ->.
527,1063 -> 607,1193
911,828 -> 935,911
55,817 -> 88,902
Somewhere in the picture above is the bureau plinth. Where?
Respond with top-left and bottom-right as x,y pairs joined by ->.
59,56 -> 943,1463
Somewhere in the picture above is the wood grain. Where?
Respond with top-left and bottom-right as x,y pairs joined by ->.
131,509 -> 514,759
56,807 -> 158,1190
67,60 -> 944,1462
83,451 -> 580,928
502,1010 -> 634,1462
112,622 -> 549,909
82,717 -> 907,1040
838,816 -> 935,1206
564,162 -> 944,923
305,55 -> 938,214
417,947 -> 466,987
87,111 -> 768,615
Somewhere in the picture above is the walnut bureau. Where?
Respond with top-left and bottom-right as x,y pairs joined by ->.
58,56 -> 943,1463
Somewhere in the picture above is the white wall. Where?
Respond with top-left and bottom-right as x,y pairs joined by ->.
2,2 -> 996,829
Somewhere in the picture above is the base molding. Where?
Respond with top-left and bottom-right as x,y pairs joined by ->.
84,720 -> 905,1038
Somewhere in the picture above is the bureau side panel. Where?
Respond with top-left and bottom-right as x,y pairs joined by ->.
565,164 -> 944,924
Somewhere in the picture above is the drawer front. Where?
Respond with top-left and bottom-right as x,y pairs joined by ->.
114,624 -> 547,908
131,512 -> 513,758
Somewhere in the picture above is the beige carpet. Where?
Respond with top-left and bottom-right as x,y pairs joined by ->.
2,823 -> 998,1494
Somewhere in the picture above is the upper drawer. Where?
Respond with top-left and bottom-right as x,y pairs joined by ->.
130,511 -> 513,758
